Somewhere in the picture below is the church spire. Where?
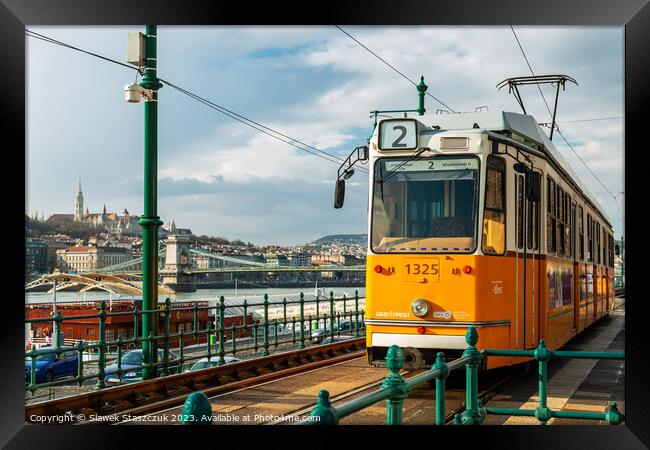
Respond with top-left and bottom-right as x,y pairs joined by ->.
74,177 -> 84,222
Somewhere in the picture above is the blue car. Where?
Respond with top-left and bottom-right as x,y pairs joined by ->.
104,349 -> 180,384
25,346 -> 78,384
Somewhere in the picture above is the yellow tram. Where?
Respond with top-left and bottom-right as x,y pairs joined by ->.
335,100 -> 616,370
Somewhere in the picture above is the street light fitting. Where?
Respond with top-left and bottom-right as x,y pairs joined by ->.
124,83 -> 153,103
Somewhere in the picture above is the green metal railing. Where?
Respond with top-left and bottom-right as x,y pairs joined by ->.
24,291 -> 366,394
296,327 -> 624,426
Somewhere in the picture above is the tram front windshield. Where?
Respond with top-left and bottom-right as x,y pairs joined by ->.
371,157 -> 478,253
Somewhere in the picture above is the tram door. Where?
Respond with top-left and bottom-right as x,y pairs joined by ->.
515,173 -> 541,350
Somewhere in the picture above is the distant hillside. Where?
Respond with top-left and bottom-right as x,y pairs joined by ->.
309,234 -> 367,245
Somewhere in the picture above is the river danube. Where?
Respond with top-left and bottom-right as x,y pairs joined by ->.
25,286 -> 366,305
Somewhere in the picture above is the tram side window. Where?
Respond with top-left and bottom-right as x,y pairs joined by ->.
565,193 -> 572,258
557,186 -> 565,256
482,156 -> 506,255
546,177 -> 556,253
609,234 -> 615,267
578,206 -> 584,260
596,222 -> 601,264
527,179 -> 539,251
587,214 -> 594,262
516,174 -> 524,249
601,227 -> 606,266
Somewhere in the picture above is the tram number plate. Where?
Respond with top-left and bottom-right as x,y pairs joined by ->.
403,258 -> 440,283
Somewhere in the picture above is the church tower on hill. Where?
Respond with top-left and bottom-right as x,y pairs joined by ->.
74,178 -> 84,221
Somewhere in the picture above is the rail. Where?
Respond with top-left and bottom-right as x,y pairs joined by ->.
281,327 -> 625,426
24,338 -> 365,423
24,291 -> 366,395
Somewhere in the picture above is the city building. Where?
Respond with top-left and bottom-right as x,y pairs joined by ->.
56,244 -> 132,272
265,254 -> 289,266
289,252 -> 312,267
25,239 -> 48,275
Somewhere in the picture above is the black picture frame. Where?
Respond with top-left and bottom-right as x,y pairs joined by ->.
3,0 -> 646,447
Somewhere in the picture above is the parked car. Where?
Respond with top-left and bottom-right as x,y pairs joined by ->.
104,349 -> 180,384
311,320 -> 355,344
185,356 -> 242,372
25,346 -> 78,384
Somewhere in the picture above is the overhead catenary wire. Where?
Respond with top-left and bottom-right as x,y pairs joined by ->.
509,26 -> 621,213
25,29 -> 368,175
26,29 -> 141,73
160,78 -> 368,173
335,25 -> 456,113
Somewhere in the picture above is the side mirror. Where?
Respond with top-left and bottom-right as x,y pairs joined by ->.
615,244 -> 620,255
334,179 -> 346,209
526,171 -> 541,202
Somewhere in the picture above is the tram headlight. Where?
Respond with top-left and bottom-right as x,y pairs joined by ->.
411,298 -> 430,317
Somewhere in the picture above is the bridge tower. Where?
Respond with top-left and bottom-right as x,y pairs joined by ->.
162,234 -> 196,292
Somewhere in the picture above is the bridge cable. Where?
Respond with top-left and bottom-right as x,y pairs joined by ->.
509,26 -> 622,218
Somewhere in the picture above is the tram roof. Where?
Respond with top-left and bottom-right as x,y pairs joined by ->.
411,111 -> 610,226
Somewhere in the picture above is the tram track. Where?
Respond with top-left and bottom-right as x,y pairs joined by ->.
270,363 -> 525,425
25,338 -> 365,424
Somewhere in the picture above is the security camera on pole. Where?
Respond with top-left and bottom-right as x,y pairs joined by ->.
126,26 -> 163,380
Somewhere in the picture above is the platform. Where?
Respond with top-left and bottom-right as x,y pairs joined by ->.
482,298 -> 625,425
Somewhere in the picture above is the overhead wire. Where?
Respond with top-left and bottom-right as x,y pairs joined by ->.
26,29 -> 140,73
509,26 -> 622,218
335,25 -> 456,113
25,29 -> 368,175
160,78 -> 368,171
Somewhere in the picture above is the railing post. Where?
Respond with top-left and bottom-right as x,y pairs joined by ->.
382,345 -> 409,425
306,390 -> 339,425
231,322 -> 237,356
328,291 -> 335,343
433,352 -> 449,425
253,320 -> 258,353
163,298 -> 171,376
29,345 -> 37,392
218,296 -> 225,365
298,293 -> 306,349
206,322 -> 213,362
148,331 -> 156,377
116,337 -> 123,379
76,339 -> 85,386
262,294 -> 270,356
95,300 -> 106,390
605,401 -> 625,425
342,294 -> 347,318
461,326 -> 484,424
193,302 -> 199,342
54,311 -> 63,350
179,330 -> 185,369
273,319 -> 279,348
180,392 -> 213,425
534,339 -> 552,425
354,290 -> 359,338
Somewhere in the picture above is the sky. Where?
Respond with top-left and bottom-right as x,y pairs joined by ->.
26,26 -> 624,246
